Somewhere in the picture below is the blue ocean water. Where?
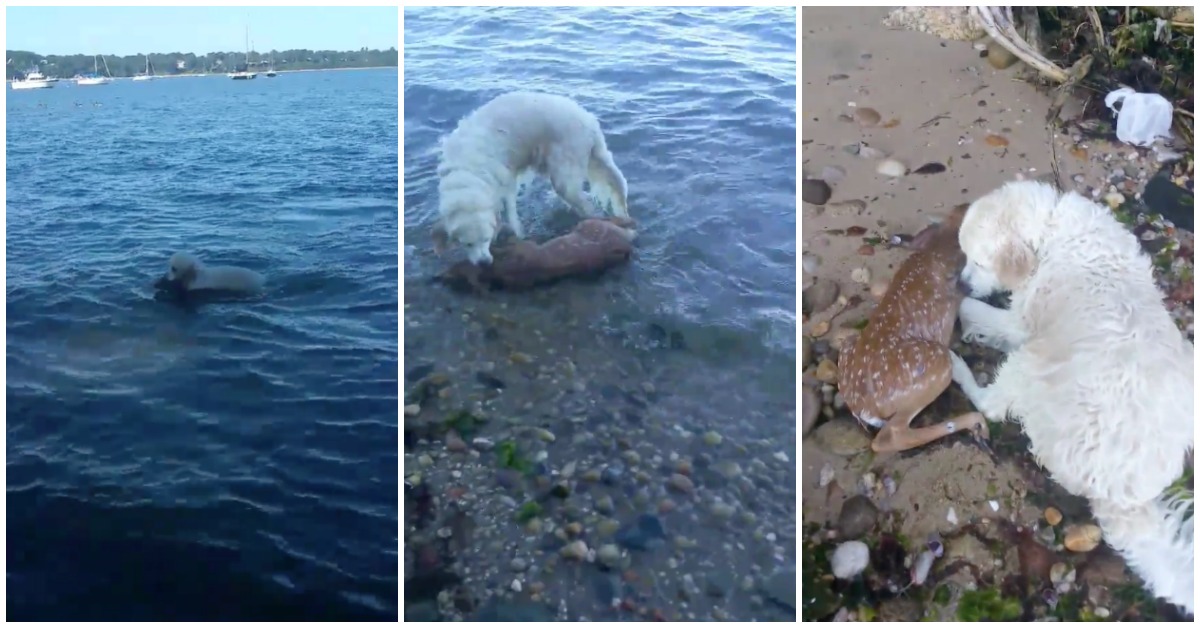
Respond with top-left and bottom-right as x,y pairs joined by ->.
6,70 -> 399,620
404,6 -> 797,370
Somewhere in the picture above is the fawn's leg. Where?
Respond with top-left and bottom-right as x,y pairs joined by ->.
873,410 -> 990,453
869,341 -> 989,453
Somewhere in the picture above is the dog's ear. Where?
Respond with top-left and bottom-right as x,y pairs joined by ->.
996,240 -> 1036,287
431,222 -> 449,257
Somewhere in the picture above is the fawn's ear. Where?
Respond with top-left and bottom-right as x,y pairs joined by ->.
431,221 -> 449,257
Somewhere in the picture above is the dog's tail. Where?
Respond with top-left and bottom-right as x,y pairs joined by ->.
587,129 -> 629,218
1093,485 -> 1194,615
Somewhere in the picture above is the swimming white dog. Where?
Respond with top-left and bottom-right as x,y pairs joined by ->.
432,91 -> 630,264
157,252 -> 265,293
949,180 -> 1194,614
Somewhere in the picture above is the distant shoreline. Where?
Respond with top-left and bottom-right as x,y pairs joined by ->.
8,65 -> 396,83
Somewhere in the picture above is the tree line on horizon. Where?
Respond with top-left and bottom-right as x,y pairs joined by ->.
6,47 -> 397,79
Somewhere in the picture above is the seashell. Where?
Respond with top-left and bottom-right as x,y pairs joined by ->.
803,253 -> 821,275
850,267 -> 871,284
913,162 -> 947,175
985,134 -> 1009,147
876,158 -> 907,178
910,550 -> 935,586
1063,524 -> 1102,552
1049,562 -> 1076,591
818,463 -> 835,488
854,107 -> 882,127
859,145 -> 886,160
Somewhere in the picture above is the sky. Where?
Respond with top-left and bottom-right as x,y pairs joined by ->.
5,6 -> 399,56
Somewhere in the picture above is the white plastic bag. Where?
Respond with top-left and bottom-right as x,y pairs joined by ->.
1104,87 -> 1173,147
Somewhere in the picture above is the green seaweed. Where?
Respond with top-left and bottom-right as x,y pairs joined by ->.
851,318 -> 870,331
956,588 -> 1021,621
801,526 -> 843,621
932,584 -> 952,606
515,501 -> 542,523
496,439 -> 532,473
443,409 -> 486,438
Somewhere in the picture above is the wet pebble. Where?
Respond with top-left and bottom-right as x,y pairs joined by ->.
597,543 -> 622,568
803,179 -> 833,205
667,473 -> 694,495
561,540 -> 589,561
815,359 -> 839,383
831,541 -> 869,579
837,495 -> 879,539
1064,524 -> 1102,552
595,494 -> 615,515
510,557 -> 528,572
803,279 -> 840,314
601,463 -> 625,485
1044,506 -> 1063,526
615,514 -> 667,551
761,567 -> 796,609
802,386 -> 821,436
812,420 -> 871,456
986,41 -> 1018,69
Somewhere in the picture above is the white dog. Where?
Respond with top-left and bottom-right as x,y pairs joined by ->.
950,180 -> 1194,613
159,252 -> 265,293
432,91 -> 630,265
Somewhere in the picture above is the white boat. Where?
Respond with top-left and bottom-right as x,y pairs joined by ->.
266,52 -> 277,77
229,26 -> 258,80
76,55 -> 113,85
132,55 -> 155,81
11,67 -> 53,90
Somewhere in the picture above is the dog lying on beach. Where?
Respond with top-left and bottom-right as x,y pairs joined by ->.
433,91 -> 630,265
154,252 -> 265,297
836,203 -> 989,453
437,217 -> 637,292
950,180 -> 1194,613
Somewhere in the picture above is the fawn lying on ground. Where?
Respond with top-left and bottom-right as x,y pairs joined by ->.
836,204 -> 989,453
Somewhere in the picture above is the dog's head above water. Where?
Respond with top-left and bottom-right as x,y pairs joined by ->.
433,188 -> 499,265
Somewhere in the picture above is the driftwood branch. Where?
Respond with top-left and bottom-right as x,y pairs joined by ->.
972,6 -> 1069,82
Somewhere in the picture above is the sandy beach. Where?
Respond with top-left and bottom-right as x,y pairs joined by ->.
800,6 -> 1193,622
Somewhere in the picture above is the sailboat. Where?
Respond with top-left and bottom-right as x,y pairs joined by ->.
133,54 -> 155,81
266,52 -> 277,77
76,54 -> 112,85
228,27 -> 257,80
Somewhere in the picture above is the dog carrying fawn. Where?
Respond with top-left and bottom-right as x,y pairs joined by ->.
836,204 -> 989,453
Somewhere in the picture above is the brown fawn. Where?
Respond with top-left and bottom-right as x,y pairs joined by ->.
836,204 -> 989,453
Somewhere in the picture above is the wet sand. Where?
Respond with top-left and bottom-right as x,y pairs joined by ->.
800,7 -> 1192,622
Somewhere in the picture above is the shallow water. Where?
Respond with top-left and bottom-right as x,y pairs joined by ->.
7,70 -> 399,620
404,7 -> 796,621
